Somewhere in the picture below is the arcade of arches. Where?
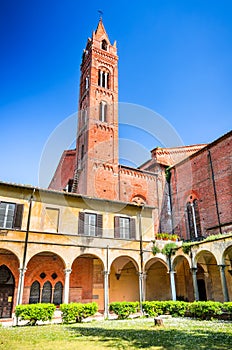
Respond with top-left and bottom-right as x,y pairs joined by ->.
1,241 -> 231,319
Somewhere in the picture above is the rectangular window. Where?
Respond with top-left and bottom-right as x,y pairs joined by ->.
119,217 -> 130,239
0,202 -> 23,229
114,216 -> 136,239
78,212 -> 103,237
85,213 -> 96,236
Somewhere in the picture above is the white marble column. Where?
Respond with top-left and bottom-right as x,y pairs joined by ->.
138,272 -> 144,312
169,270 -> 177,301
63,268 -> 72,304
103,271 -> 109,318
218,265 -> 229,302
190,267 -> 199,301
16,268 -> 27,305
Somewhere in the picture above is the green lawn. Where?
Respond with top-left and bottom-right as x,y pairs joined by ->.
0,318 -> 232,350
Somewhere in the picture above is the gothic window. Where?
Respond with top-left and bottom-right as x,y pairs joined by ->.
98,69 -> 109,89
78,212 -> 103,237
0,202 -> 23,229
81,145 -> 84,159
53,281 -> 63,305
186,199 -> 202,240
101,39 -> 108,51
114,216 -> 136,239
29,281 -> 40,304
41,281 -> 52,303
99,101 -> 107,122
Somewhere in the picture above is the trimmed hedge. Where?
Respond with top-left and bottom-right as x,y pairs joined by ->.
109,302 -> 140,319
15,303 -> 56,325
60,302 -> 98,323
109,301 -> 232,320
187,301 -> 223,320
142,301 -> 187,317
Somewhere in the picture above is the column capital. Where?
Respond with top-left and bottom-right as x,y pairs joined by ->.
103,270 -> 110,276
190,267 -> 198,274
18,267 -> 27,274
64,268 -> 72,274
218,264 -> 226,271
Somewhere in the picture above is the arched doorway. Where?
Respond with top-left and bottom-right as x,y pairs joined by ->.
0,248 -> 19,318
110,256 -> 139,303
145,258 -> 170,300
70,254 -> 104,310
173,256 -> 194,301
0,265 -> 15,318
196,250 -> 222,302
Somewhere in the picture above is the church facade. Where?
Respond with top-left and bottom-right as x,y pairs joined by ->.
0,20 -> 231,320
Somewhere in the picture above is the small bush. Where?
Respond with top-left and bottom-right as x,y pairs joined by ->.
15,303 -> 56,325
142,301 -> 187,317
187,301 -> 223,320
60,302 -> 98,323
161,242 -> 178,256
142,301 -> 164,317
109,302 -> 140,319
223,302 -> 232,314
152,244 -> 160,256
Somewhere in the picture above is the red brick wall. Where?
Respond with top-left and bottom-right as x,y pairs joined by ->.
170,132 -> 232,239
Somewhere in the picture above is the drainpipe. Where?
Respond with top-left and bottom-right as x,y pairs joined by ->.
207,149 -> 222,234
16,188 -> 35,305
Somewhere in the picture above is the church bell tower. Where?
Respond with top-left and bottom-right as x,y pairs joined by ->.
74,19 -> 119,200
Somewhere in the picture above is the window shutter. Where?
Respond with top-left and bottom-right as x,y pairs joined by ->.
78,212 -> 85,235
13,204 -> 24,229
96,214 -> 103,237
114,216 -> 120,238
130,218 -> 136,239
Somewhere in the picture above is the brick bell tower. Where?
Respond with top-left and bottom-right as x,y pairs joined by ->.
73,19 -> 119,200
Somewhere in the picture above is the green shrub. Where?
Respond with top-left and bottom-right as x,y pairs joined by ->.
60,302 -> 98,323
152,244 -> 160,256
142,301 -> 164,317
162,301 -> 188,317
187,301 -> 223,320
142,301 -> 188,317
15,303 -> 56,326
222,302 -> 232,314
161,242 -> 178,256
109,302 -> 140,319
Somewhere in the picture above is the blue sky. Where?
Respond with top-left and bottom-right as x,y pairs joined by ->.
0,0 -> 231,186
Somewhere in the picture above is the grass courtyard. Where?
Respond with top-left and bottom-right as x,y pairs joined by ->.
0,317 -> 232,350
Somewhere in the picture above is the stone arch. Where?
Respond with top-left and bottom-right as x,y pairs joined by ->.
144,257 -> 171,301
25,251 -> 66,305
109,256 -> 139,303
0,248 -> 20,284
173,255 -> 194,302
195,250 -> 223,301
70,254 -> 105,310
